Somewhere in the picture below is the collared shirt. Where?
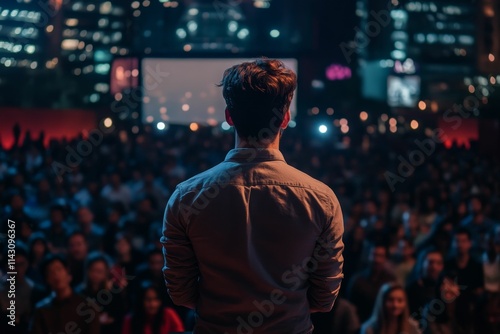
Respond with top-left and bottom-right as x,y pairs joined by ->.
162,148 -> 344,334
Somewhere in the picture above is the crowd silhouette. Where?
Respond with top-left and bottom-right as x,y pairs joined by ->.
1,124 -> 499,333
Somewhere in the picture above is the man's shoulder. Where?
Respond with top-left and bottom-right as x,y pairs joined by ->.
280,164 -> 336,197
175,162 -> 235,193
176,160 -> 338,201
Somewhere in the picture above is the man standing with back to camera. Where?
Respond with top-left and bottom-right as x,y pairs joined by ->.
161,58 -> 344,334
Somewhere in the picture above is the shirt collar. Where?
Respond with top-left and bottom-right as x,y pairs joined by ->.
224,148 -> 286,163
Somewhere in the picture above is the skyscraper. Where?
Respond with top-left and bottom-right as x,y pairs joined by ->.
0,0 -> 52,71
59,0 -> 131,104
478,0 -> 500,73
357,0 -> 478,107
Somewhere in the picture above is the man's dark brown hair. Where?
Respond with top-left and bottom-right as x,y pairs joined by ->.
218,58 -> 297,140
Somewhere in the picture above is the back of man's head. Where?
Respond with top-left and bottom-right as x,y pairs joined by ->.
219,58 -> 297,141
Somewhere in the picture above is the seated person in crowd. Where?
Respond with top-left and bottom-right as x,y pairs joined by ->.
31,254 -> 100,334
361,282 -> 421,334
76,252 -> 125,334
347,243 -> 397,322
0,245 -> 47,334
422,272 -> 478,334
311,297 -> 360,334
121,281 -> 184,334
67,231 -> 89,288
406,248 -> 444,315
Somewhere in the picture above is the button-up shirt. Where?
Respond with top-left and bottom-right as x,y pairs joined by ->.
162,148 -> 344,334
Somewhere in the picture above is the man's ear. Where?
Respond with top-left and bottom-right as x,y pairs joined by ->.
281,110 -> 291,129
225,108 -> 234,126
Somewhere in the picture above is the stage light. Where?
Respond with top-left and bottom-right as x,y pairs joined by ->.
360,111 -> 368,121
182,104 -> 190,112
221,122 -> 231,130
254,0 -> 271,8
228,21 -> 238,32
188,8 -> 199,16
187,21 -> 198,32
288,120 -> 296,128
237,29 -> 249,39
104,118 -> 113,128
410,120 -> 419,130
176,28 -> 187,39
270,29 -> 280,38
190,123 -> 199,132
311,80 -> 324,89
326,64 -> 352,81
157,122 -> 166,130
318,125 -> 328,134
89,94 -> 99,103
418,101 -> 426,110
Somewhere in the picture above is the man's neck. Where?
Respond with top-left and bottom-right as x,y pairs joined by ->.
234,133 -> 281,149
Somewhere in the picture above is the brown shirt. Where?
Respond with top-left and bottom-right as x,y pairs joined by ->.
161,148 -> 344,334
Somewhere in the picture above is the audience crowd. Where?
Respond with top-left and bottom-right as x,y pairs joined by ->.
1,124 -> 499,334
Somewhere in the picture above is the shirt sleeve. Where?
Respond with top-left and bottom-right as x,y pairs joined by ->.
307,193 -> 345,312
161,186 -> 200,309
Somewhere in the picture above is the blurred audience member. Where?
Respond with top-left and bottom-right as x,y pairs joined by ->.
445,228 -> 484,294
76,206 -> 104,250
361,282 -> 421,334
121,281 -> 184,334
39,204 -> 72,254
421,273 -> 466,334
67,231 -> 89,287
26,233 -> 49,284
31,254 -> 100,334
347,243 -> 396,322
311,298 -> 360,334
406,248 -> 444,315
393,237 -> 416,286
76,252 -> 125,334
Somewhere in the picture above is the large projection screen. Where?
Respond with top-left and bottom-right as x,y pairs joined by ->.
141,58 -> 298,126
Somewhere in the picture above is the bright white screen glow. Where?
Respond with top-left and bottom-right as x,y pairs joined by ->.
142,58 -> 298,126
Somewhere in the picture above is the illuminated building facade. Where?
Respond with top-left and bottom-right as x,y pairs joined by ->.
478,0 -> 500,73
357,0 -> 478,107
59,0 -> 131,103
0,0 -> 54,71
